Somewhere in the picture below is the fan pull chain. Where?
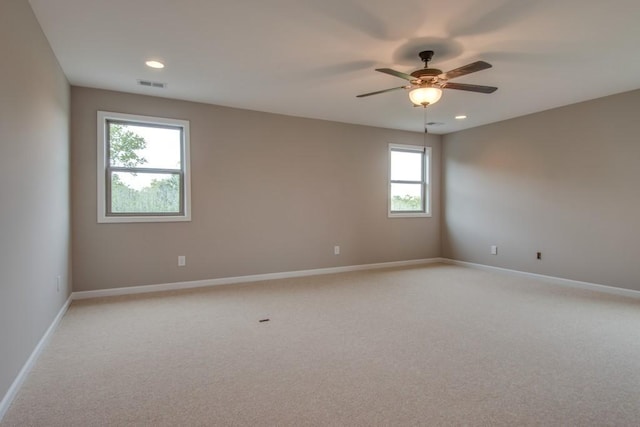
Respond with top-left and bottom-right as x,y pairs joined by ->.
423,105 -> 428,153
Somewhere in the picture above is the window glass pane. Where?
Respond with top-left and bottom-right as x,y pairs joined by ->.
109,122 -> 181,169
390,183 -> 423,211
111,172 -> 180,213
390,150 -> 422,181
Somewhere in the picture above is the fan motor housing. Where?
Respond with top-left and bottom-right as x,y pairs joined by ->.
410,68 -> 442,80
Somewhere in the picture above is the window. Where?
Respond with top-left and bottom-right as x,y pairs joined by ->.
97,111 -> 191,223
388,143 -> 431,217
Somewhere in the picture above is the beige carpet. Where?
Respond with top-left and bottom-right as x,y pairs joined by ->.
3,264 -> 640,426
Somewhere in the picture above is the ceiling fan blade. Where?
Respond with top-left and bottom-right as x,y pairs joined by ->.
439,61 -> 492,80
375,68 -> 415,81
356,86 -> 408,98
443,82 -> 498,93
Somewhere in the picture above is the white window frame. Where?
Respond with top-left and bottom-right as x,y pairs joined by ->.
388,143 -> 431,218
97,111 -> 191,223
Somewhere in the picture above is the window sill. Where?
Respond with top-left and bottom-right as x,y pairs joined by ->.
388,212 -> 432,218
98,214 -> 191,224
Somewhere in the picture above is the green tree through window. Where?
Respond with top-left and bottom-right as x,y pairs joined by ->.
109,124 -> 147,168
391,194 -> 422,211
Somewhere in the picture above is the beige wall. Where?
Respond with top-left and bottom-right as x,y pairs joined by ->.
0,0 -> 70,403
71,87 -> 441,291
442,89 -> 640,291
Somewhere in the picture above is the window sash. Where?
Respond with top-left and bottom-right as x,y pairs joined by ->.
105,121 -> 185,217
390,182 -> 426,213
105,119 -> 184,170
106,169 -> 185,216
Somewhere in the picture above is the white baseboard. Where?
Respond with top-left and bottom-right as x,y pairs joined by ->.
72,258 -> 442,300
440,258 -> 640,299
0,296 -> 72,421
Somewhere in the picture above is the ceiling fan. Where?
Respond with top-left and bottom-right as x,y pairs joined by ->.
357,50 -> 497,107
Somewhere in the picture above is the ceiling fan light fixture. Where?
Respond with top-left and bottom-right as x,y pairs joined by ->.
409,87 -> 442,106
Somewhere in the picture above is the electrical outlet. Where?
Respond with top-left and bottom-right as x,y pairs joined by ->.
536,252 -> 542,260
490,245 -> 498,255
178,256 -> 186,266
334,245 -> 340,255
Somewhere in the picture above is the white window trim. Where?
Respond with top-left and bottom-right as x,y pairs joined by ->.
388,143 -> 431,218
97,111 -> 191,223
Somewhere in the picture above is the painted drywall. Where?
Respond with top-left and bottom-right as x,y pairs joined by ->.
442,89 -> 640,291
0,0 -> 71,403
71,88 -> 441,291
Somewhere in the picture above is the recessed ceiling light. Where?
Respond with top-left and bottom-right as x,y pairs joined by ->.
455,115 -> 467,120
145,60 -> 165,69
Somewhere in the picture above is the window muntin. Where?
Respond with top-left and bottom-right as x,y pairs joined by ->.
98,112 -> 191,223
388,144 -> 430,217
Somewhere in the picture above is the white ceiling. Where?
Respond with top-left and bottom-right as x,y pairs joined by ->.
29,0 -> 640,134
